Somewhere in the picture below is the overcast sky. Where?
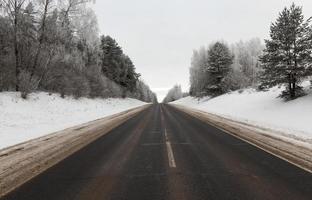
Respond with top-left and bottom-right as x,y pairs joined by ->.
92,0 -> 312,101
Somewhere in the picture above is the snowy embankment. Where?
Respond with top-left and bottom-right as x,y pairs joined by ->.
0,92 -> 147,150
171,81 -> 312,142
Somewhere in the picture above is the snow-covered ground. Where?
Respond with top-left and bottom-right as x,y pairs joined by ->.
172,81 -> 312,142
0,92 -> 147,150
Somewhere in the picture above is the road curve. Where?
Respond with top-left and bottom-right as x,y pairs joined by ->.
1,104 -> 312,200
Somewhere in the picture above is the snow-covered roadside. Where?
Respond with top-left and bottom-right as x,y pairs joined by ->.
171,82 -> 312,142
0,92 -> 147,150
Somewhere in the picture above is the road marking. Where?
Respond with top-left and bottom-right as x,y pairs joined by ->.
161,106 -> 176,168
165,128 -> 176,168
171,105 -> 312,174
141,143 -> 163,146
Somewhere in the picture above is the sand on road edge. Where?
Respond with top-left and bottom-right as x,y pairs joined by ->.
0,104 -> 150,198
171,104 -> 312,173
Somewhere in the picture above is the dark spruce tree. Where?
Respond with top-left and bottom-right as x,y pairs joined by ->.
119,55 -> 140,92
206,42 -> 233,95
260,3 -> 312,100
100,35 -> 140,93
100,35 -> 123,82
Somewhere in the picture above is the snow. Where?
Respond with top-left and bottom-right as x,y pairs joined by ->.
172,81 -> 312,142
0,92 -> 147,150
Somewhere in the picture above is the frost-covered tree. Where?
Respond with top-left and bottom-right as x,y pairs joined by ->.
134,80 -> 157,103
189,39 -> 263,97
231,38 -> 264,86
0,0 -> 30,91
221,68 -> 250,92
30,0 -> 54,78
163,85 -> 183,103
206,42 -> 233,95
189,47 -> 210,97
0,16 -> 14,91
260,3 -> 312,99
0,0 -> 155,101
57,0 -> 92,26
73,7 -> 99,46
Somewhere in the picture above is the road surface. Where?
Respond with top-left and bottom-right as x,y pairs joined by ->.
2,104 -> 312,200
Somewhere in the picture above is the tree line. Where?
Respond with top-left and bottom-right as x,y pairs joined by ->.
189,3 -> 312,100
0,0 -> 157,103
163,85 -> 188,103
190,38 -> 263,97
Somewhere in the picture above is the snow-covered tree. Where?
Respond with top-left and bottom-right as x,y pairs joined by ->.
163,85 -> 183,103
0,0 -> 155,101
260,3 -> 312,99
73,7 -> 99,46
134,80 -> 157,103
189,47 -> 210,97
0,0 -> 30,91
231,38 -> 264,86
189,39 -> 264,97
206,42 -> 233,95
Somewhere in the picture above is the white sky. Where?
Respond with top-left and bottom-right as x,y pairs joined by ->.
92,0 -> 312,101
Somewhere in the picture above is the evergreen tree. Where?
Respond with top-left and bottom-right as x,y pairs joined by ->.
206,42 -> 233,95
100,35 -> 123,81
119,55 -> 140,92
260,3 -> 312,99
100,35 -> 140,92
0,1 -> 155,101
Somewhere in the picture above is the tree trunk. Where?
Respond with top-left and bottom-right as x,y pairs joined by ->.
31,0 -> 50,77
292,74 -> 296,98
14,1 -> 20,91
288,73 -> 292,97
289,73 -> 296,99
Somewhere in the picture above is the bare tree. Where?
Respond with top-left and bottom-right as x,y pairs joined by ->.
57,0 -> 91,27
0,0 -> 156,101
0,0 -> 28,91
30,0 -> 53,77
163,85 -> 183,103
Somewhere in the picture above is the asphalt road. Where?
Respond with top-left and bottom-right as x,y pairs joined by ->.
2,104 -> 312,200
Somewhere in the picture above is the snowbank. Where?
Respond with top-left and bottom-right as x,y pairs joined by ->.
0,92 -> 147,149
172,82 -> 312,141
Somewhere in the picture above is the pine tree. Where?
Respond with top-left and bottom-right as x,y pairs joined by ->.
206,42 -> 233,95
0,2 -> 155,101
100,35 -> 123,82
260,3 -> 312,99
119,55 -> 140,92
100,35 -> 140,92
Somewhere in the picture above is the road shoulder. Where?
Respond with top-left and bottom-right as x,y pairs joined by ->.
170,104 -> 312,173
0,104 -> 150,198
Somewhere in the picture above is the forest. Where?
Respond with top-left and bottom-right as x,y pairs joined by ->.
0,0 -> 157,103
164,3 -> 312,102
